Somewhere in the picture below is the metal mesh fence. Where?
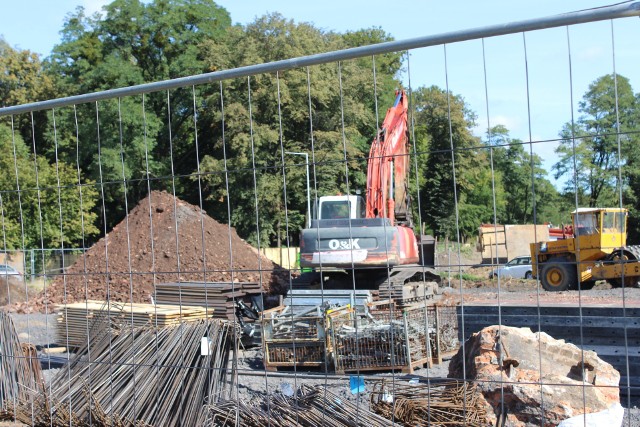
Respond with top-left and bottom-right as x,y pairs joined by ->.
0,3 -> 640,426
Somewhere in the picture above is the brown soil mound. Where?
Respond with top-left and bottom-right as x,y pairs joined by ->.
0,276 -> 28,305
42,191 -> 287,306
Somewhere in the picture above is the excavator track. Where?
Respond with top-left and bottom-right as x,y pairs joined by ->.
377,265 -> 441,305
290,266 -> 442,307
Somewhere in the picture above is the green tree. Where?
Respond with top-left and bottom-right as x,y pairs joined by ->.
44,0 -> 231,231
0,40 -> 56,150
412,85 -> 481,239
0,123 -> 99,249
554,74 -> 638,207
0,39 -> 55,107
626,143 -> 640,242
197,14 -> 402,245
489,125 -> 559,225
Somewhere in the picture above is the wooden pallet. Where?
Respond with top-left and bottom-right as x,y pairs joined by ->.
334,357 -> 431,375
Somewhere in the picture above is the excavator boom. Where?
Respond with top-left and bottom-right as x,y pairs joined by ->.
366,90 -> 411,225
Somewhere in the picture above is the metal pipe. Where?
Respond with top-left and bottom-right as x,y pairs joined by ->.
1,3 -> 639,116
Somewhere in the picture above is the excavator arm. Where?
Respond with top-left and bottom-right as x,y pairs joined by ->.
366,90 -> 412,226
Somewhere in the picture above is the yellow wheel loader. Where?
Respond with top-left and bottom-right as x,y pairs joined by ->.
530,208 -> 640,291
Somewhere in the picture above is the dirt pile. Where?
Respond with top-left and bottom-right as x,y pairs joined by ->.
0,277 -> 28,306
39,191 -> 287,307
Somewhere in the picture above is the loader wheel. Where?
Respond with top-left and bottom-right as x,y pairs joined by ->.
540,259 -> 576,292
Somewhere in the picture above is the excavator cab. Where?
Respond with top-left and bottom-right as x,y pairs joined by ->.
316,195 -> 366,220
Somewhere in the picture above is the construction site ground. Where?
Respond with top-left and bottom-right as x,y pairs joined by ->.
6,277 -> 640,426
3,193 -> 640,425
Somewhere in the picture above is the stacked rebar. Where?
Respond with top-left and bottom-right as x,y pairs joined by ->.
369,380 -> 488,426
7,392 -> 152,427
203,384 -> 401,426
433,305 -> 459,354
154,282 -> 262,320
0,311 -> 43,413
43,318 -> 238,426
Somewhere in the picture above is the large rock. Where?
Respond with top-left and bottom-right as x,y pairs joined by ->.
449,325 -> 620,427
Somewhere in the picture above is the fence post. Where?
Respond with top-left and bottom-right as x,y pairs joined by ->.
433,307 -> 442,365
423,304 -> 433,369
403,310 -> 413,373
30,250 -> 35,281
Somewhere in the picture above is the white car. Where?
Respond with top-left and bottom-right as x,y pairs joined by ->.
0,264 -> 22,279
489,256 -> 532,279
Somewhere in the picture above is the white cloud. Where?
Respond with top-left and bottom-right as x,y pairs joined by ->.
81,0 -> 110,15
492,115 -> 522,131
473,114 -> 523,138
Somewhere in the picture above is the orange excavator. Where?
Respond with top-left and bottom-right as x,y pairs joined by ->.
298,90 -> 438,291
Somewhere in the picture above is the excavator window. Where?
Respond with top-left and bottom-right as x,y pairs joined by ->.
321,201 -> 350,219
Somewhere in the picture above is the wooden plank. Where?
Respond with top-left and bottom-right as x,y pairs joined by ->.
56,300 -> 212,348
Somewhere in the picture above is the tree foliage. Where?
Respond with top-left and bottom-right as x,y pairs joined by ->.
40,0 -> 231,230
554,73 -> 640,241
554,74 -> 637,206
0,40 -> 57,148
0,123 -> 99,249
196,13 -> 402,245
488,125 -> 559,225
411,86 -> 483,239
4,1 -> 640,250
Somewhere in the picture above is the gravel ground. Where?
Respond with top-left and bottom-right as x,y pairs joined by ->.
7,283 -> 640,426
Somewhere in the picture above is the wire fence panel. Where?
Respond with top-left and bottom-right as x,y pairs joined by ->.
0,3 -> 640,426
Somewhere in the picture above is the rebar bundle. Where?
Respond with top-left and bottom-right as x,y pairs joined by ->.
370,380 -> 488,426
6,391 -> 152,427
204,384 -> 401,427
37,318 -> 238,426
0,311 -> 43,412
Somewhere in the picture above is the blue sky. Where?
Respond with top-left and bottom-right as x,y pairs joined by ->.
2,1 -> 639,188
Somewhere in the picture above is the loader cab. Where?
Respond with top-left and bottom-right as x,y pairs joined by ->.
315,195 -> 365,220
572,208 -> 627,255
